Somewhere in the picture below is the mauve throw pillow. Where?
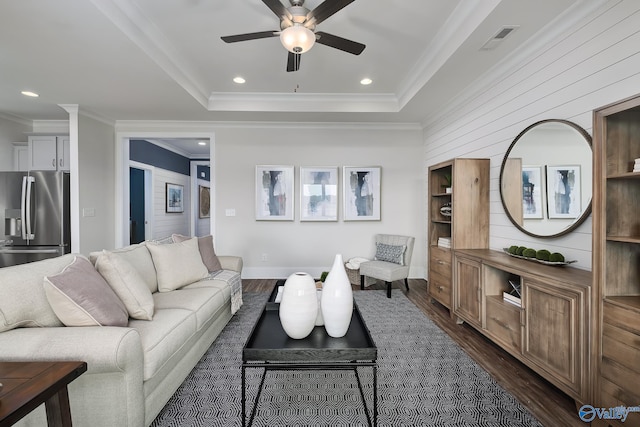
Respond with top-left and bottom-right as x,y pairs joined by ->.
172,234 -> 222,273
43,257 -> 129,327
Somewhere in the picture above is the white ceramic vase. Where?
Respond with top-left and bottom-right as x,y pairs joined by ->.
321,254 -> 353,338
279,272 -> 318,339
315,289 -> 324,326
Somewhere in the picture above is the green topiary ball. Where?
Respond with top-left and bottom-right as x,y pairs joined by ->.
536,249 -> 551,261
549,252 -> 565,262
522,248 -> 537,258
508,245 -> 519,254
516,246 -> 527,256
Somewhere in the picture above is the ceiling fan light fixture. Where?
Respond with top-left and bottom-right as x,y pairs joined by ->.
280,24 -> 315,53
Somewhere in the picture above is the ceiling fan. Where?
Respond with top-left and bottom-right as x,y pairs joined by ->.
221,0 -> 365,72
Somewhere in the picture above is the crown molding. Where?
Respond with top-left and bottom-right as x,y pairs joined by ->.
31,120 -> 70,134
207,92 -> 400,113
0,112 -> 32,127
115,119 -> 422,132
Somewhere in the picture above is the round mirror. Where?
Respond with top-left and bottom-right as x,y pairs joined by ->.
499,119 -> 592,238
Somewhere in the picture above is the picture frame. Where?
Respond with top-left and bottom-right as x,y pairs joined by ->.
343,166 -> 381,221
546,165 -> 581,219
299,167 -> 338,221
522,166 -> 544,219
166,183 -> 184,213
199,185 -> 210,218
256,165 -> 294,221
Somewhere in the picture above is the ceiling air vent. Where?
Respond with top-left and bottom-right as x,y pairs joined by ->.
480,25 -> 519,50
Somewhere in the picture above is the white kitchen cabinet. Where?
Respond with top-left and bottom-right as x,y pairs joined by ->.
28,135 -> 70,171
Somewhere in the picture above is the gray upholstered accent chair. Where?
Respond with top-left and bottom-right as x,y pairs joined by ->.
360,234 -> 415,298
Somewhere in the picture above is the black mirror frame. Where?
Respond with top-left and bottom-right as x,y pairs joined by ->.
499,119 -> 593,239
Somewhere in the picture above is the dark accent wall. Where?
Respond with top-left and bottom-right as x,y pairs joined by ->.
130,139 -> 190,176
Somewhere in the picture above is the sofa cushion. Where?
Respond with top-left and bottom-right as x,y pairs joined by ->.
0,254 -> 76,332
153,286 -> 226,331
146,237 -> 208,292
43,256 -> 129,327
89,243 -> 158,293
95,251 -> 155,320
128,308 -> 197,381
172,234 -> 222,273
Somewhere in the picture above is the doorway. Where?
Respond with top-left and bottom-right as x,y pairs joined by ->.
128,163 -> 153,245
129,167 -> 145,243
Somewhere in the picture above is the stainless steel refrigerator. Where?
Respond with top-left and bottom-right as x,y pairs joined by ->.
0,171 -> 71,267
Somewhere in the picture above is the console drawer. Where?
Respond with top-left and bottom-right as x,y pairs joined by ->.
485,295 -> 521,352
430,246 -> 451,279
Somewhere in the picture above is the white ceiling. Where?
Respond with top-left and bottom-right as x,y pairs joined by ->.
0,0 -> 587,127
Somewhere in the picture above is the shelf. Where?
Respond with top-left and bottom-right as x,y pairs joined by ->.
607,171 -> 640,179
606,236 -> 640,244
603,296 -> 640,313
432,220 -> 452,225
432,192 -> 452,197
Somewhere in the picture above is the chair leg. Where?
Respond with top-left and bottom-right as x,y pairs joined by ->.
386,281 -> 392,298
404,278 -> 410,292
360,275 -> 365,290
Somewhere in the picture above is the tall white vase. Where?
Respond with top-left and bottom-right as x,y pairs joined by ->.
321,254 -> 353,338
279,272 -> 318,339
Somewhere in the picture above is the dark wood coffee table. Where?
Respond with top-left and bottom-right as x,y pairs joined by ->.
242,281 -> 377,426
0,361 -> 87,427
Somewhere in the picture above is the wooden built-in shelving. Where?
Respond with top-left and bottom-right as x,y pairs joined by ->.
593,94 -> 640,427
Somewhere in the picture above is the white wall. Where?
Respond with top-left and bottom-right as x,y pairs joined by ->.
77,114 -> 116,254
422,0 -> 640,271
152,168 -> 191,239
0,116 -> 30,171
213,124 -> 423,279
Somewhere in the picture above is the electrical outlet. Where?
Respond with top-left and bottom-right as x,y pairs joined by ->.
261,253 -> 268,262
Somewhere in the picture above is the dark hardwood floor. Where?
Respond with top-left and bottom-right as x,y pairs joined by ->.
241,278 -> 584,427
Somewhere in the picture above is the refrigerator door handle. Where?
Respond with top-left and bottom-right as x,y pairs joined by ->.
0,248 -> 60,254
22,176 -> 35,240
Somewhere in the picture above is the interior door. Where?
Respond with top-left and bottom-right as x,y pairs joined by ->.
129,167 -> 146,244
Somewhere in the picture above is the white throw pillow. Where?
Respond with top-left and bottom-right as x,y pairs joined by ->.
95,251 -> 155,320
147,237 -> 208,292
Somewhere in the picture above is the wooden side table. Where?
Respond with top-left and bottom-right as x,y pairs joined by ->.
0,361 -> 87,427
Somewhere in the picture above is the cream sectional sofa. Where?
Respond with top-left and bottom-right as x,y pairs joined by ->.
0,236 -> 242,427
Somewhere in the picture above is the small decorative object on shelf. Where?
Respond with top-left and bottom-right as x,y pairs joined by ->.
634,157 -> 640,172
279,272 -> 318,339
321,254 -> 353,338
440,202 -> 452,217
503,247 -> 577,266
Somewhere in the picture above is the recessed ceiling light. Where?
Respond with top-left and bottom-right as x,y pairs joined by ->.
360,78 -> 372,86
21,91 -> 39,97
233,76 -> 246,84
198,141 -> 207,146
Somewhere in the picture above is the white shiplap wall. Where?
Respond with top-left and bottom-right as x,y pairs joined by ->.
153,168 -> 191,239
423,1 -> 640,271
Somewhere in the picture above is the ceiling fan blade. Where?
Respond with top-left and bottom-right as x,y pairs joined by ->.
262,0 -> 291,20
307,0 -> 355,25
286,52 -> 301,72
221,31 -> 278,43
315,31 -> 365,55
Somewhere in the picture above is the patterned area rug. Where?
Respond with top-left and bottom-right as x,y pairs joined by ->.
151,291 -> 542,426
